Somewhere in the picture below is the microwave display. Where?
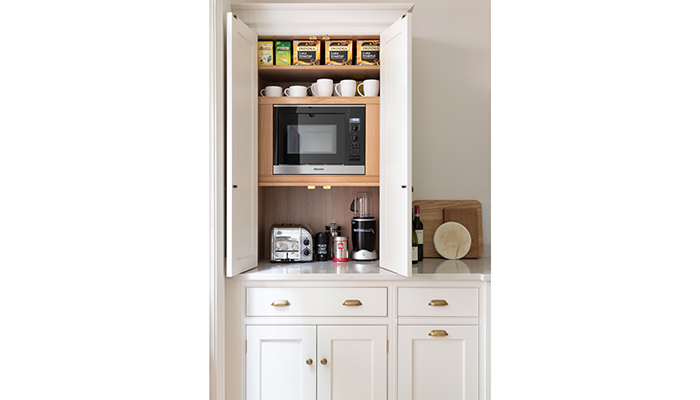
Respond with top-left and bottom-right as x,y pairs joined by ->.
273,105 -> 365,175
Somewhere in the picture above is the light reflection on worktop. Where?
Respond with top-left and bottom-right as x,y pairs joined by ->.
235,258 -> 490,280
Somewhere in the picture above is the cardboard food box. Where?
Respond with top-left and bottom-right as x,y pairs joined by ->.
274,41 -> 291,66
325,40 -> 353,65
356,40 -> 380,65
293,40 -> 321,65
258,41 -> 273,65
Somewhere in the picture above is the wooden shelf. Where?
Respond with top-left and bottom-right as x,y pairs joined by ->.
258,176 -> 379,187
258,96 -> 379,105
258,65 -> 379,82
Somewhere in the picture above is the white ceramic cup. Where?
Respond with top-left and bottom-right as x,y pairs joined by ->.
284,85 -> 309,97
310,78 -> 334,97
260,85 -> 283,97
334,79 -> 357,97
358,79 -> 379,97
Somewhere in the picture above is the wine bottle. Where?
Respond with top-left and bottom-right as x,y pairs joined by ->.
413,205 -> 424,261
412,228 -> 418,264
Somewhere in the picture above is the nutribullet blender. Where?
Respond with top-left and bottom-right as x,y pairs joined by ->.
350,192 -> 377,261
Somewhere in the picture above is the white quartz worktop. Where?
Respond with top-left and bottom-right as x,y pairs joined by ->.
233,257 -> 490,281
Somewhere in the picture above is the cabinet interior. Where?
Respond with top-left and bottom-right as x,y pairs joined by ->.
258,186 -> 380,261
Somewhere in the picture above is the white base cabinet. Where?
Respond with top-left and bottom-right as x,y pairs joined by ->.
397,326 -> 479,400
246,325 -> 387,400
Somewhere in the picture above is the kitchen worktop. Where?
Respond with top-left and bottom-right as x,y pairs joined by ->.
233,257 -> 491,281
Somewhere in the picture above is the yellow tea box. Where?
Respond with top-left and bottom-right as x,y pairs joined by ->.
258,41 -> 273,65
325,40 -> 353,65
275,41 -> 291,65
356,40 -> 380,65
293,40 -> 321,65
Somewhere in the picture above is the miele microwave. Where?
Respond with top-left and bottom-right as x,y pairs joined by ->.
273,105 -> 365,175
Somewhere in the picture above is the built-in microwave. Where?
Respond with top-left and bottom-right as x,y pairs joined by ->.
273,105 -> 365,175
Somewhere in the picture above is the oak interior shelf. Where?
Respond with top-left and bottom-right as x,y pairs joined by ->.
258,65 -> 380,82
258,96 -> 379,105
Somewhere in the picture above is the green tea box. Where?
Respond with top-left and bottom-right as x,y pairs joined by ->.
274,41 -> 291,66
258,41 -> 273,65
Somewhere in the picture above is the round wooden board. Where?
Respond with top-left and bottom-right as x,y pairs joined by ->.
433,222 -> 472,259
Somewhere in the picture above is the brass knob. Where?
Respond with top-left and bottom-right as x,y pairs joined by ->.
428,330 -> 449,337
342,299 -> 363,306
271,300 -> 291,307
320,358 -> 327,365
428,299 -> 448,307
306,358 -> 313,365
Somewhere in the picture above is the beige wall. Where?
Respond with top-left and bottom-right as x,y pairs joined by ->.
235,0 -> 491,245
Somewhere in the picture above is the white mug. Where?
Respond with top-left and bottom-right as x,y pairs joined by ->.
260,85 -> 283,97
310,78 -> 333,97
284,85 -> 309,97
358,79 -> 379,97
334,79 -> 357,97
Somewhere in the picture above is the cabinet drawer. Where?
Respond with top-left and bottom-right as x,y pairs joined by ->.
247,287 -> 387,317
398,288 -> 478,317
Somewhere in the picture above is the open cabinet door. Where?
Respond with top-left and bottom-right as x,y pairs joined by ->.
379,12 -> 412,277
226,13 -> 258,277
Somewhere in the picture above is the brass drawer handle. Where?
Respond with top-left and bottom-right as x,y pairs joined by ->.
306,358 -> 313,365
271,300 -> 291,307
428,330 -> 449,337
342,299 -> 363,306
320,358 -> 328,365
428,299 -> 448,307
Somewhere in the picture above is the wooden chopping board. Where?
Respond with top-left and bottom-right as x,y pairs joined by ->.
412,200 -> 483,259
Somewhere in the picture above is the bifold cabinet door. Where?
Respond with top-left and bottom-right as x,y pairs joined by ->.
398,325 -> 479,400
379,12 -> 412,277
226,13 -> 258,277
317,326 -> 387,400
246,326 -> 316,400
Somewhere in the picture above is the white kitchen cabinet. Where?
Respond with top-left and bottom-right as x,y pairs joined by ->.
222,3 -> 414,278
246,324 -> 387,400
397,325 -> 479,400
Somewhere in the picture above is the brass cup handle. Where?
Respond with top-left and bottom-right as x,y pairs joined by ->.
342,299 -> 363,306
306,358 -> 313,365
428,299 -> 448,307
271,300 -> 291,307
428,330 -> 449,337
320,358 -> 327,365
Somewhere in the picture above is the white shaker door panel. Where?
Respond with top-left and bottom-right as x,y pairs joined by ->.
398,325 -> 479,400
226,13 -> 258,277
317,325 -> 387,400
246,325 -> 316,400
379,12 -> 412,277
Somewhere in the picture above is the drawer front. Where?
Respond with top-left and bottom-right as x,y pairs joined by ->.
398,288 -> 478,317
247,287 -> 387,317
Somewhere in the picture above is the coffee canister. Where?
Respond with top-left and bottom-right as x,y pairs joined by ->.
315,232 -> 330,261
332,236 -> 349,262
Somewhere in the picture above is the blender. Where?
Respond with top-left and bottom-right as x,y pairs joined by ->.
350,192 -> 377,261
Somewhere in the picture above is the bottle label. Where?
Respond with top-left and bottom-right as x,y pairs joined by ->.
412,246 -> 418,261
416,230 -> 423,244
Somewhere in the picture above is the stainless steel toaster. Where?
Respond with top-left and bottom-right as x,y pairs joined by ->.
270,224 -> 314,262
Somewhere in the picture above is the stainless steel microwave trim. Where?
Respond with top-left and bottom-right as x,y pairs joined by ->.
273,104 -> 366,108
273,165 -> 365,175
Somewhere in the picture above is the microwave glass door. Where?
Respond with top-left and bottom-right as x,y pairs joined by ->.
276,113 -> 347,166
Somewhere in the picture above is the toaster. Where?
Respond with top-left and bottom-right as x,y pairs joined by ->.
270,224 -> 314,262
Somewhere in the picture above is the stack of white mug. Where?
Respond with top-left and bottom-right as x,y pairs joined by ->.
260,78 -> 379,97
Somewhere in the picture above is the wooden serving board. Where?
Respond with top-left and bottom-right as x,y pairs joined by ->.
412,200 -> 483,259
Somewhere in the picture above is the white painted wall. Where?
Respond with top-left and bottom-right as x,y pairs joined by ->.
233,0 -> 491,246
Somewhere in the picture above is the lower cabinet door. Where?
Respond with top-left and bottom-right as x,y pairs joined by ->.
317,325 -> 388,400
398,325 -> 479,400
246,325 -> 316,400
